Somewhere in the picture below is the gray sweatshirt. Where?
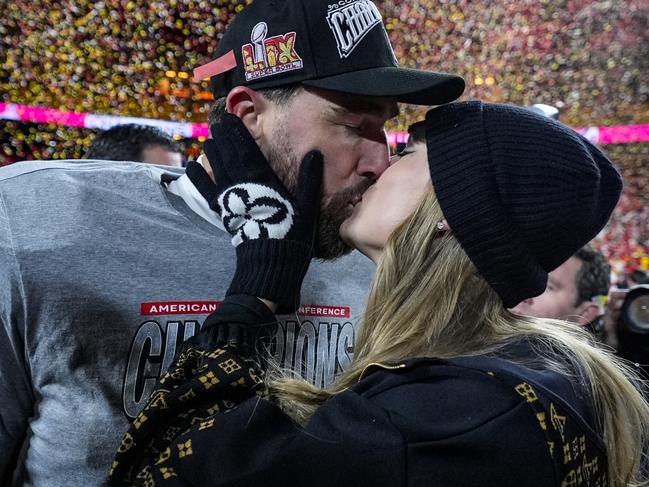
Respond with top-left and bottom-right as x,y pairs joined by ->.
0,159 -> 374,486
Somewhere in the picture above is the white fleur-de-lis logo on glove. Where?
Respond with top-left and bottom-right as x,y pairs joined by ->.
218,183 -> 295,247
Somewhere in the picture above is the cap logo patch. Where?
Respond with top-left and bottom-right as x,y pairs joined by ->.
241,22 -> 303,81
326,0 -> 382,59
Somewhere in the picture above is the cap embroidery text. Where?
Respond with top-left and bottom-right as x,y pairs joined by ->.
326,0 -> 382,59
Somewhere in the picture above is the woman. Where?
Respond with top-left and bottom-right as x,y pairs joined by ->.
109,101 -> 649,486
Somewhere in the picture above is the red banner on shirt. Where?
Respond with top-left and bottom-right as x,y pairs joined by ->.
141,301 -> 350,318
141,301 -> 222,316
297,305 -> 351,318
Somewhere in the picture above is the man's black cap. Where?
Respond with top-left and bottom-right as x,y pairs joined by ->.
194,0 -> 465,105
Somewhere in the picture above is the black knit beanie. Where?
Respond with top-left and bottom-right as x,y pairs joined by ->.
425,101 -> 623,308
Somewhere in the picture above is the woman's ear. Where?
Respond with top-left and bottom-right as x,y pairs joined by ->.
436,219 -> 451,232
225,86 -> 268,140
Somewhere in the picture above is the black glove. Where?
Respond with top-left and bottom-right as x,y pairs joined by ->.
202,113 -> 323,313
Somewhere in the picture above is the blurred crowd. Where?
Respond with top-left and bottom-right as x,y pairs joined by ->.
593,143 -> 649,280
381,0 -> 649,129
0,0 -> 647,271
2,0 -> 648,129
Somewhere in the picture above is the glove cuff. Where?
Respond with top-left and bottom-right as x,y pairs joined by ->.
180,295 -> 278,356
227,240 -> 313,313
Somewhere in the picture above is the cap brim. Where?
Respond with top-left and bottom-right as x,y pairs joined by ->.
301,66 -> 465,105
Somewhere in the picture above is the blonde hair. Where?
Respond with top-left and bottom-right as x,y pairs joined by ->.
268,189 -> 649,486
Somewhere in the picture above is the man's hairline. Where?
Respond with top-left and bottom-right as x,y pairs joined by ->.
221,84 -> 399,119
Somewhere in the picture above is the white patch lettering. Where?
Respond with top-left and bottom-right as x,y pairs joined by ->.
326,0 -> 382,58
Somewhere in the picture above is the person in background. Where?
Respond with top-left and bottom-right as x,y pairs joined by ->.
109,102 -> 648,486
85,124 -> 184,167
511,245 -> 610,339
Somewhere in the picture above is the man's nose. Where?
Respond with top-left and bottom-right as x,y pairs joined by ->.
356,136 -> 391,180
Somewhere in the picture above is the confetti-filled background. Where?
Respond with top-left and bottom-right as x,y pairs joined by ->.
0,0 -> 647,274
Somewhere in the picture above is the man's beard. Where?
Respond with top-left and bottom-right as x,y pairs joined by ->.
266,131 -> 372,260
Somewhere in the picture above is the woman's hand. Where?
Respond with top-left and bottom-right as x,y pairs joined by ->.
203,113 -> 324,313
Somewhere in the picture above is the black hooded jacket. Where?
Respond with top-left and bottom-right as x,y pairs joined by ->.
109,296 -> 607,486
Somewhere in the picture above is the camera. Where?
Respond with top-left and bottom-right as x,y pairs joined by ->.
616,284 -> 649,373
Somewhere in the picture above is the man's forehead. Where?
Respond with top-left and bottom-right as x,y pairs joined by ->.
332,97 -> 399,119
308,88 -> 398,119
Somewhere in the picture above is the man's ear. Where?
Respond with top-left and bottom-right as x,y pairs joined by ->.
225,86 -> 268,140
576,301 -> 601,326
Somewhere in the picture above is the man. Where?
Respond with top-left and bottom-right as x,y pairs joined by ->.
85,124 -> 184,167
511,245 -> 610,334
0,1 -> 463,485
